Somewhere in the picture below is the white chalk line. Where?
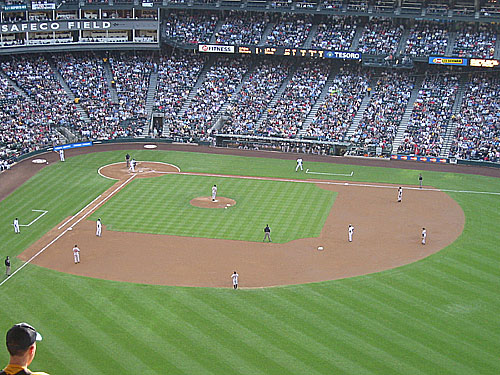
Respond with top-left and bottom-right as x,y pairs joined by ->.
306,169 -> 354,177
1,174 -> 136,286
98,161 -> 180,180
17,209 -> 49,227
152,171 -> 500,196
57,195 -> 102,230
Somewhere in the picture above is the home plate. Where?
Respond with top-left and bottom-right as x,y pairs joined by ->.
317,246 -> 324,251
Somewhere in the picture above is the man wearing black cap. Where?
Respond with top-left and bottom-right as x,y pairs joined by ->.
2,322 -> 49,374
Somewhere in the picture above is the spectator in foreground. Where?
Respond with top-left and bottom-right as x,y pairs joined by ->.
2,322 -> 49,375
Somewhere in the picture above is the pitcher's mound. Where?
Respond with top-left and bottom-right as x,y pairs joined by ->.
190,197 -> 236,208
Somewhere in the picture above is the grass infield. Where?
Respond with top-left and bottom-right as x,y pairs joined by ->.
0,149 -> 499,375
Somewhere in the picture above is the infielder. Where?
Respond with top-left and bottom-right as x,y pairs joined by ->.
419,174 -> 423,189
96,218 -> 102,237
397,187 -> 403,202
13,218 -> 20,234
421,228 -> 426,245
348,224 -> 354,242
296,157 -> 303,172
263,224 -> 272,242
231,271 -> 239,289
212,184 -> 217,202
73,245 -> 80,264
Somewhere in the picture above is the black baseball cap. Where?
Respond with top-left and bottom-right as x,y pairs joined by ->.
6,323 -> 42,350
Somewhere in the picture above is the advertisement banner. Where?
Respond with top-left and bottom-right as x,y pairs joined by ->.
198,44 -> 235,53
53,141 -> 93,151
428,56 -> 468,66
236,45 -> 361,59
3,4 -> 27,11
391,154 -> 448,163
32,3 -> 56,10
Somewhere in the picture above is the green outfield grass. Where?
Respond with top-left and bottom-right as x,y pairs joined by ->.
0,149 -> 499,375
90,174 -> 336,243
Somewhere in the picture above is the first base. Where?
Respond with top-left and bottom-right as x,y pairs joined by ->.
68,227 -> 73,231
317,246 -> 324,251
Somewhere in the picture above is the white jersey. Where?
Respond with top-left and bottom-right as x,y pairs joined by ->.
231,273 -> 239,285
297,158 -> 303,166
349,226 -> 354,235
212,186 -> 217,196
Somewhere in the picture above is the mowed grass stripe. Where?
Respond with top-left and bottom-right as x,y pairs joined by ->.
324,281 -> 483,374
249,288 -> 409,375
364,277 -> 500,373
91,174 -> 335,243
286,285 -> 435,375
178,290 -> 332,375
82,283 -> 218,375
144,287 -> 288,375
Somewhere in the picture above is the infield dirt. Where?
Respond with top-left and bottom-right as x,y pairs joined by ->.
19,160 -> 465,288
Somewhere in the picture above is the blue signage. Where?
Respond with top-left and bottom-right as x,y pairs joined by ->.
53,141 -> 93,151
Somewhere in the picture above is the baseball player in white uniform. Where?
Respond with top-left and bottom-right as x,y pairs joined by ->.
421,228 -> 426,245
13,218 -> 20,234
212,185 -> 217,202
73,245 -> 80,264
59,149 -> 65,162
397,187 -> 403,202
348,224 -> 354,242
96,218 -> 102,237
296,158 -> 303,172
129,159 -> 136,173
231,271 -> 239,289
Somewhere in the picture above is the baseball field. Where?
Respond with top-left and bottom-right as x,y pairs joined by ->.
1,145 -> 499,374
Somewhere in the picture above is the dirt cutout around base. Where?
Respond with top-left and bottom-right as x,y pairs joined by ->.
20,161 -> 465,288
191,197 -> 236,208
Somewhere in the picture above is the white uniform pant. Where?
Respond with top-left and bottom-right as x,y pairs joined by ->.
296,164 -> 303,171
348,232 -> 353,242
96,226 -> 102,237
14,224 -> 20,233
74,252 -> 80,263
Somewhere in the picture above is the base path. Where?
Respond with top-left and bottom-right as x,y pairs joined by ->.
19,161 -> 465,288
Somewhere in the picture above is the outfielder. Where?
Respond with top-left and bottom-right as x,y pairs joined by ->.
212,185 -> 217,202
231,271 -> 239,289
5,256 -> 10,276
421,228 -> 426,245
13,218 -> 20,234
296,157 -> 303,172
397,187 -> 403,202
59,149 -> 65,162
96,218 -> 102,237
348,224 -> 354,242
73,245 -> 80,264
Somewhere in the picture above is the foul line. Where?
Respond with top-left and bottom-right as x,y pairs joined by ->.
57,195 -> 102,230
1,174 -> 136,287
155,170 -> 500,196
17,210 -> 48,227
306,169 -> 354,177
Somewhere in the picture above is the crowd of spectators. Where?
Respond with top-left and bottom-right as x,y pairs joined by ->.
450,74 -> 500,162
54,52 -> 123,140
265,14 -> 313,48
350,70 -> 415,152
154,52 -> 205,133
404,21 -> 449,57
357,18 -> 403,55
257,61 -> 329,137
306,66 -> 369,141
310,16 -> 357,51
173,57 -> 249,138
221,59 -> 292,135
110,53 -> 154,135
398,73 -> 458,156
452,24 -> 497,58
214,12 -> 269,45
1,55 -> 82,129
164,11 -> 218,45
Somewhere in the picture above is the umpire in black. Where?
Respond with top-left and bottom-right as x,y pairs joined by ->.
263,225 -> 272,242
